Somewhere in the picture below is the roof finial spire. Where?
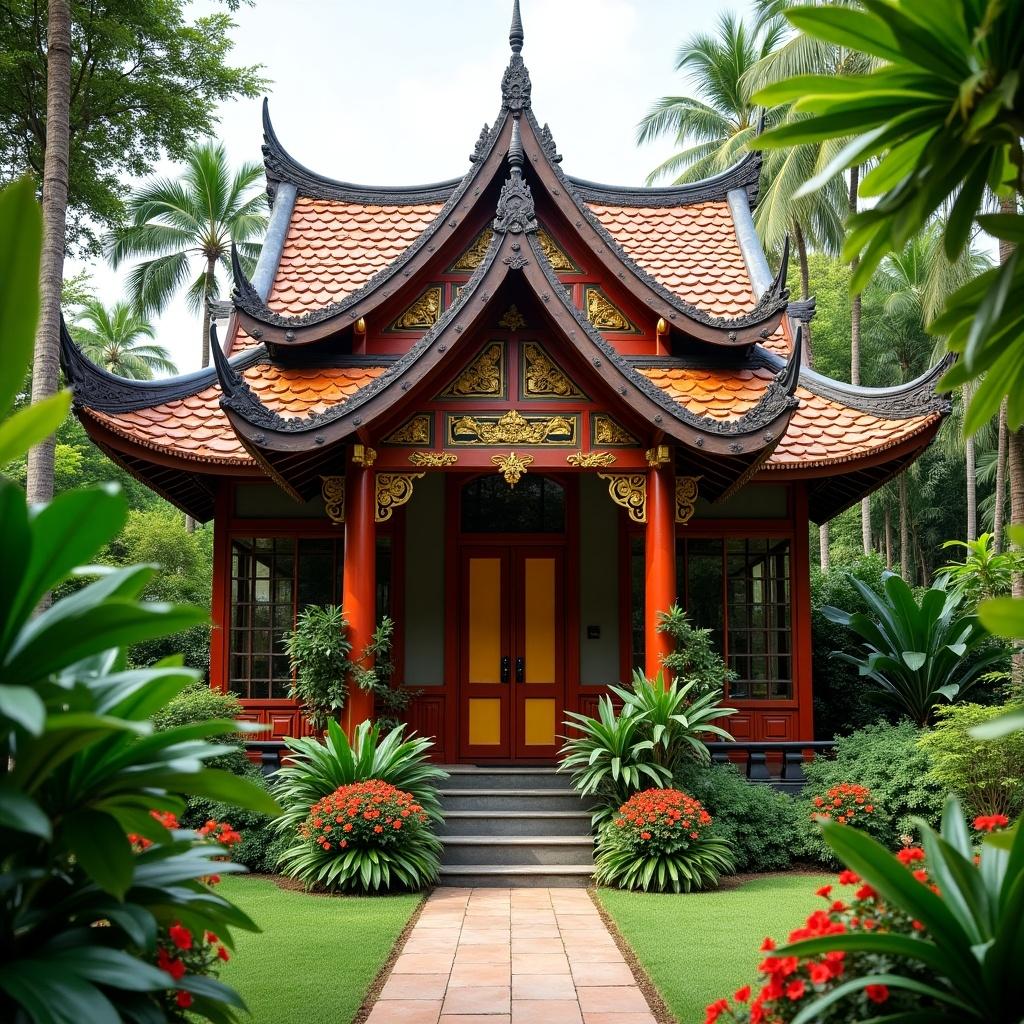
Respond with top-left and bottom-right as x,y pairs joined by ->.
508,117 -> 524,171
509,0 -> 524,54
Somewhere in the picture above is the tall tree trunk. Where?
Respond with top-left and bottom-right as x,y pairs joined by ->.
964,383 -> 977,542
848,165 -> 870,554
1010,428 -> 1024,689
26,0 -> 72,507
819,521 -> 830,574
899,472 -> 910,580
794,220 -> 813,364
186,254 -> 218,535
884,501 -> 893,570
995,398 -> 1008,552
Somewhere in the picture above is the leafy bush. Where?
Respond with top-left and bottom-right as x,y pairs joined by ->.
353,617 -> 420,732
938,534 -> 1024,609
801,722 -> 945,848
821,573 -> 1003,726
918,703 -> 1024,819
673,761 -> 799,872
594,788 -> 734,893
282,604 -> 352,731
153,681 -> 249,772
796,782 -> 890,868
280,779 -> 441,892
657,603 -> 736,697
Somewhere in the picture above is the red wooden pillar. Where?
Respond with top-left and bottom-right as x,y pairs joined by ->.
342,457 -> 376,735
644,462 -> 676,681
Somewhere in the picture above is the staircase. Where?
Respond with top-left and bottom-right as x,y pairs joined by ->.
436,766 -> 595,887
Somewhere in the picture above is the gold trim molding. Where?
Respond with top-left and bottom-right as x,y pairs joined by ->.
567,451 -> 616,467
384,414 -> 432,446
409,451 -> 459,467
392,285 -> 442,331
592,414 -> 637,447
448,409 -> 576,446
439,342 -> 504,399
375,473 -> 424,522
321,475 -> 345,524
522,341 -> 583,399
675,475 -> 700,524
598,473 -> 647,524
491,451 -> 534,487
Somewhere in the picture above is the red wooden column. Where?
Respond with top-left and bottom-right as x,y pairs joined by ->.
644,462 -> 676,680
342,456 -> 376,734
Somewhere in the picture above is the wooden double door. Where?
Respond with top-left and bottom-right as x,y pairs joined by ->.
458,543 -> 565,761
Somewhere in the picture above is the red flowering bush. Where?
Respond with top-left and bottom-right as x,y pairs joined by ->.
281,779 -> 441,892
594,788 -> 734,892
704,851 -> 937,1023
800,782 -> 888,865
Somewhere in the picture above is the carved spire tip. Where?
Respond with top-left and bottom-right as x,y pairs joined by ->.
509,0 -> 524,54
508,117 -> 524,171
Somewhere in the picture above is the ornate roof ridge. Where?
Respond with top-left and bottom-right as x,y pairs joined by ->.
60,318 -> 266,415
569,150 -> 762,209
261,99 -> 463,205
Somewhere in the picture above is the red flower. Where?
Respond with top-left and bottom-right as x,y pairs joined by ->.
855,884 -> 877,901
838,870 -> 860,885
866,984 -> 890,1004
168,924 -> 192,950
760,937 -> 776,951
176,991 -> 193,1009
786,979 -> 806,1001
815,885 -> 832,899
897,846 -> 925,864
704,998 -> 730,1023
808,962 -> 831,985
217,945 -> 230,962
974,814 -> 1010,833
734,985 -> 751,1003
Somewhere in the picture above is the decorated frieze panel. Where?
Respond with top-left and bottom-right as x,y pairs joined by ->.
566,450 -> 616,467
536,227 -> 577,272
383,414 -> 433,447
584,286 -> 637,333
408,451 -> 459,467
520,341 -> 585,401
446,409 -> 578,447
390,285 -> 443,331
438,342 -> 506,400
450,223 -> 575,274
591,413 -> 638,447
450,227 -> 493,272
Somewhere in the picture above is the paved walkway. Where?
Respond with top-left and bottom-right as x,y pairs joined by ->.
365,887 -> 657,1024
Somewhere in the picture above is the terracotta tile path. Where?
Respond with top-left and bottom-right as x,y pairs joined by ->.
365,887 -> 658,1024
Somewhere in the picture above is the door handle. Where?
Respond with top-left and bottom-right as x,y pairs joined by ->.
500,656 -> 510,684
516,657 -> 524,684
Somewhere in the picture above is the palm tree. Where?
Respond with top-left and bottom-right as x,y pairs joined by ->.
71,299 -> 176,380
26,0 -> 71,509
107,141 -> 266,369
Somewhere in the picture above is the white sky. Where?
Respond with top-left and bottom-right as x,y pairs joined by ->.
67,0 -> 738,374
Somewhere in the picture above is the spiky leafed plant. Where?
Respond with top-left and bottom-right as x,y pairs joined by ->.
107,141 -> 266,368
71,297 -> 176,380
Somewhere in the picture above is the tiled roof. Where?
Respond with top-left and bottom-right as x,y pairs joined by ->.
82,364 -> 387,464
638,365 -> 937,465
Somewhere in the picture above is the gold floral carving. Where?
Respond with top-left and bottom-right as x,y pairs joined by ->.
384,415 -> 431,446
592,414 -> 637,446
566,451 -> 616,467
675,475 -> 700,524
645,445 -> 671,467
598,473 -> 647,524
537,227 -> 576,271
351,444 -> 377,467
585,287 -> 634,332
408,451 -> 459,467
498,304 -> 528,330
523,342 -> 582,398
321,475 -> 345,524
448,409 -> 576,446
393,286 -> 442,330
440,342 -> 504,399
375,473 -> 424,522
491,451 -> 534,487
450,228 -> 493,271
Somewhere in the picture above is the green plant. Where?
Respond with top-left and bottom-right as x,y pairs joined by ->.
0,178 -> 280,1021
280,779 -> 440,892
938,534 -> 1024,608
560,697 -> 671,825
797,781 -> 890,869
657,604 -> 736,697
802,722 -> 946,845
822,573 -> 1004,726
611,669 -> 735,771
282,604 -> 352,732
918,703 -> 1024,819
673,761 -> 799,872
353,616 -> 420,732
594,788 -> 735,893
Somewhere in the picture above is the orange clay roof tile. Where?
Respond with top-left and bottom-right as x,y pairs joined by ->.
82,364 -> 387,464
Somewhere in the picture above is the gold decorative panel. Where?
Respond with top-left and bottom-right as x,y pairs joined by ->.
521,342 -> 584,400
498,304 -> 528,330
645,445 -> 671,467
598,472 -> 647,524
566,450 -> 616,467
537,227 -> 577,272
409,451 -> 459,467
592,414 -> 638,447
450,228 -> 493,272
351,443 -> 377,467
491,451 -> 534,486
447,409 -> 577,446
675,476 -> 700,524
438,342 -> 505,399
375,473 -> 424,522
321,475 -> 345,524
384,414 -> 432,446
585,286 -> 635,333
391,285 -> 442,331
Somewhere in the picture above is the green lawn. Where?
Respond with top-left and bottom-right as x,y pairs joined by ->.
214,876 -> 421,1024
597,872 -> 833,1024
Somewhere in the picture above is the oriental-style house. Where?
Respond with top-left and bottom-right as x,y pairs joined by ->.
64,4 -> 949,766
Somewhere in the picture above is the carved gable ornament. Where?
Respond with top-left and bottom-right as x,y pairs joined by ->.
521,342 -> 584,400
391,285 -> 443,331
584,286 -> 636,333
383,414 -> 432,447
438,342 -> 506,400
536,227 -> 577,272
451,228 -> 494,272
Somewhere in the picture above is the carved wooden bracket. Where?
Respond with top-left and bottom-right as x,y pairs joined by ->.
321,475 -> 345,524
598,472 -> 647,524
491,451 -> 534,487
675,475 -> 700,524
375,472 -> 424,522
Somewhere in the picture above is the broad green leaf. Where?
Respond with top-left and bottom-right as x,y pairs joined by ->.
902,651 -> 927,671
978,597 -> 1024,639
0,479 -> 30,648
62,810 -> 135,900
969,707 -> 1024,739
0,786 -> 51,839
0,684 -> 46,735
169,769 -> 281,816
0,178 -> 42,416
0,390 -> 71,467
785,7 -> 906,65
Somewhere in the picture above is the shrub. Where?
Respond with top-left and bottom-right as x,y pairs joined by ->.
353,616 -> 420,732
594,788 -> 734,893
673,761 -> 799,872
282,604 -> 352,731
280,780 -> 441,892
152,681 -> 249,773
796,782 -> 889,868
918,702 -> 1024,819
657,603 -> 736,697
801,722 -> 945,847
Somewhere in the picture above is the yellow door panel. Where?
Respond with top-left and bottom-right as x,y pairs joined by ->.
468,698 -> 502,746
468,557 -> 502,685
523,698 -> 556,747
524,557 -> 556,684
